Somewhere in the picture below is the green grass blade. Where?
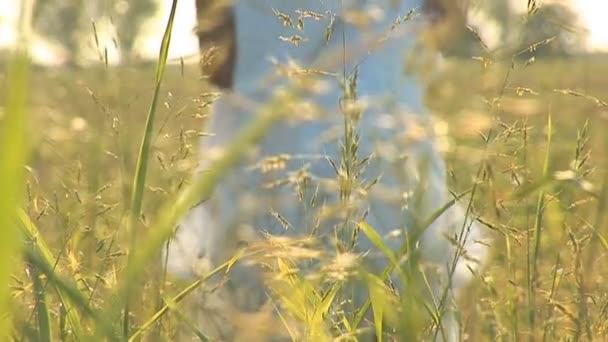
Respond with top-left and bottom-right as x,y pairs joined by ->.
128,0 -> 177,224
128,256 -> 239,341
124,0 -> 178,336
364,273 -> 386,342
0,49 -> 29,339
352,189 -> 472,329
312,286 -> 339,340
357,222 -> 398,267
31,266 -> 52,342
358,221 -> 408,285
162,296 -> 209,341
529,112 -> 552,335
23,248 -> 117,340
17,209 -> 84,338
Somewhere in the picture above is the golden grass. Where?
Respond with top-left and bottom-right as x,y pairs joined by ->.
2,33 -> 608,341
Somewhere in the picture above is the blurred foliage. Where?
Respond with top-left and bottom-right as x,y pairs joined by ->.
516,3 -> 584,58
32,0 -> 157,63
444,2 -> 585,58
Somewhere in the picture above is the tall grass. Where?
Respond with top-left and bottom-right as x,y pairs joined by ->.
3,1 -> 608,341
123,0 -> 178,336
0,49 -> 29,341
528,113 -> 551,339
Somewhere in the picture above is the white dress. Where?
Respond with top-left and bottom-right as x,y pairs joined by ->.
166,1 -> 487,340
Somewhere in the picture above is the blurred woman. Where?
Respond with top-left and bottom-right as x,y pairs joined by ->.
166,0 -> 488,340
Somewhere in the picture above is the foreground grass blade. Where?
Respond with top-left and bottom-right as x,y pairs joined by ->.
128,255 -> 241,341
358,221 -> 408,286
23,248 -> 117,340
351,189 -> 472,329
365,273 -> 385,342
17,209 -> 84,338
0,50 -> 29,339
31,265 -> 52,342
358,222 -> 398,268
124,0 -> 178,336
162,296 -> 210,341
128,0 -> 177,226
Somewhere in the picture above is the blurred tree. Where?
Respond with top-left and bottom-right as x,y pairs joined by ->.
442,1 -> 585,58
111,0 -> 157,60
33,0 -> 83,56
516,3 -> 585,58
441,0 -> 514,57
31,0 -> 158,65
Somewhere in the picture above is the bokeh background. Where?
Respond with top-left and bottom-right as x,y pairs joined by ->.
1,0 -> 608,340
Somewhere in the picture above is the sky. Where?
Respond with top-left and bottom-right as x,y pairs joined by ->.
573,0 -> 608,51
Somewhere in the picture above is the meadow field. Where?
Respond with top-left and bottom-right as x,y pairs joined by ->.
2,45 -> 608,340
